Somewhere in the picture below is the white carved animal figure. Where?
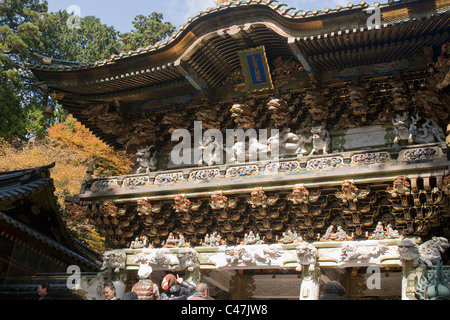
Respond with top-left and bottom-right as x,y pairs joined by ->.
393,114 -> 413,144
135,145 -> 157,173
309,125 -> 331,156
269,129 -> 312,155
418,237 -> 449,268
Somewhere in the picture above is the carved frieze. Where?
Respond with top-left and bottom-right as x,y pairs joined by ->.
264,161 -> 300,174
226,165 -> 259,177
398,147 -> 443,162
90,179 -> 119,191
189,169 -> 220,181
122,176 -> 151,188
154,172 -> 184,184
351,152 -> 391,165
306,157 -> 343,171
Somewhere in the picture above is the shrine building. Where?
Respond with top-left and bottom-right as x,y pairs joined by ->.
26,0 -> 450,300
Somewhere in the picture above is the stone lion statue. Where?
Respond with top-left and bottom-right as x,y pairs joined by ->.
296,243 -> 318,272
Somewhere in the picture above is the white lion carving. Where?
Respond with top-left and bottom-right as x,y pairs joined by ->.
418,237 -> 449,267
398,237 -> 449,267
101,250 -> 127,273
296,243 -> 318,272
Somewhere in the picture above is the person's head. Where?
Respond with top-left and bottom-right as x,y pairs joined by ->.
161,274 -> 177,291
138,264 -> 153,280
195,283 -> 209,298
103,281 -> 116,300
37,282 -> 50,297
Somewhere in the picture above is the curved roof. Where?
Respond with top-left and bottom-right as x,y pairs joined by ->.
26,0 -> 450,150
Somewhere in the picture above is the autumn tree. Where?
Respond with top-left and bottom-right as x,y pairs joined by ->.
0,115 -> 133,252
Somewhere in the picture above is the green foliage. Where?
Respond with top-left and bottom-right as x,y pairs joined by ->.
120,12 -> 176,52
0,0 -> 48,141
1,1 -> 177,141
40,11 -> 121,63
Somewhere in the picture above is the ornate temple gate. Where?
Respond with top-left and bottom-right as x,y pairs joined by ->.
27,0 -> 450,300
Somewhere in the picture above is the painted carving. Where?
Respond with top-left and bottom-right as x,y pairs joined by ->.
173,195 -> 201,213
309,125 -> 331,156
136,198 -> 161,217
399,147 -> 443,162
415,261 -> 450,300
321,225 -> 351,241
287,184 -> 321,205
267,98 -> 291,128
210,191 -> 238,210
241,231 -> 264,245
306,157 -> 344,171
82,104 -> 129,135
387,176 -> 411,198
230,99 -> 257,130
335,180 -> 370,203
195,100 -> 223,130
164,232 -> 189,248
133,249 -> 178,270
154,172 -> 184,184
303,90 -> 329,122
348,85 -> 370,123
432,42 -> 450,90
130,236 -> 149,249
371,222 -> 401,240
226,165 -> 259,177
227,138 -> 270,163
271,56 -> 303,77
390,82 -> 410,112
100,201 -> 118,217
351,152 -> 391,165
278,229 -> 303,244
203,232 -> 223,247
247,189 -> 279,209
443,174 -> 450,195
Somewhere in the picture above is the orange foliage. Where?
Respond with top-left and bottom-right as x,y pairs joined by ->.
0,115 -> 134,253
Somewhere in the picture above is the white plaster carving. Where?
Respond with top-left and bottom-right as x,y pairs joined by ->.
295,243 -> 318,272
101,250 -> 127,273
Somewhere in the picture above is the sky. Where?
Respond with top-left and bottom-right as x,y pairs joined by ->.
46,0 -> 378,33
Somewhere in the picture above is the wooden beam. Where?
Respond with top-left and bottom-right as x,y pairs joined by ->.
288,38 -> 318,85
175,59 -> 211,97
